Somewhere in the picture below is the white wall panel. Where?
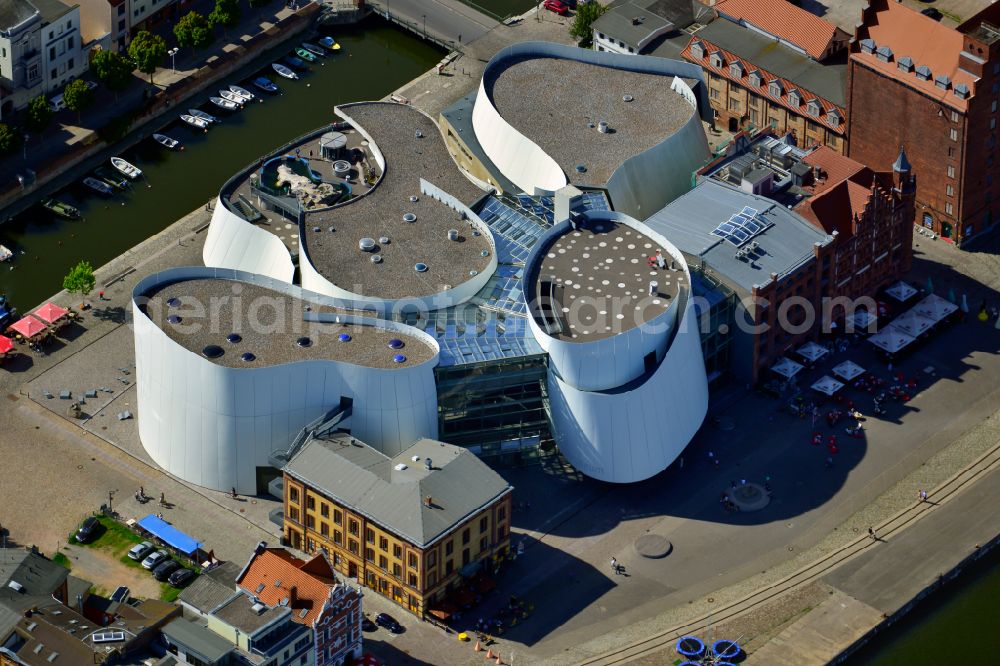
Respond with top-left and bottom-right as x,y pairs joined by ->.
203,199 -> 295,284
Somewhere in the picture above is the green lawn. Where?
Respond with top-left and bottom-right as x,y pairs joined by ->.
77,515 -> 144,555
51,552 -> 71,569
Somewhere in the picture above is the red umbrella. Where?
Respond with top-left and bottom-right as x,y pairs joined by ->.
8,316 -> 47,339
33,302 -> 69,325
0,336 -> 12,354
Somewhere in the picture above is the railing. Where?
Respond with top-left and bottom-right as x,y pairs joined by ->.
365,0 -> 465,53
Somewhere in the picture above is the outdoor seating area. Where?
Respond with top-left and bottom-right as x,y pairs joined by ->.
2,302 -> 75,356
866,286 -> 961,361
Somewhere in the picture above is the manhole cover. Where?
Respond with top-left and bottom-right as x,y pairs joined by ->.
726,483 -> 771,512
634,534 -> 672,559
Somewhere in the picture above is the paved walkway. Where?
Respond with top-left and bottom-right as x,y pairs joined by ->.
368,0 -> 500,48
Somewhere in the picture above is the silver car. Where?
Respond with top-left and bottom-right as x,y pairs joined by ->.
141,549 -> 169,570
127,541 -> 154,561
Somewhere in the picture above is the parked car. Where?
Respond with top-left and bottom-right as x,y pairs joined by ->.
921,8 -> 943,20
127,541 -> 154,561
543,0 -> 569,16
49,93 -> 66,112
141,549 -> 169,570
361,616 -> 377,632
375,613 -> 403,633
152,560 -> 181,582
167,568 -> 195,587
75,517 -> 100,543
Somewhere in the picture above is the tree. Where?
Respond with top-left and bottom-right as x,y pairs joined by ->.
63,79 -> 94,122
174,10 -> 213,50
208,0 -> 241,35
0,124 -> 20,154
63,261 -> 96,302
25,95 -> 52,132
569,2 -> 608,44
128,30 -> 167,84
91,50 -> 134,100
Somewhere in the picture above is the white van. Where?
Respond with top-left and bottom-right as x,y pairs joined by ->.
49,93 -> 65,112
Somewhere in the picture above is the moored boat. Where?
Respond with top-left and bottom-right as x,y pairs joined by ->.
180,114 -> 209,130
94,167 -> 130,191
153,133 -> 182,150
110,156 -> 142,180
319,36 -> 341,51
229,84 -> 255,102
82,176 -> 114,196
301,42 -> 326,57
0,246 -> 12,263
295,48 -> 317,63
219,90 -> 246,106
40,197 -> 81,220
285,56 -> 307,71
272,63 -> 298,80
210,96 -> 241,111
188,108 -> 219,124
253,77 -> 280,93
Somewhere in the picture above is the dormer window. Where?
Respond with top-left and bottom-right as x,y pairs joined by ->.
806,99 -> 821,117
768,79 -> 783,97
935,74 -> 951,90
916,65 -> 932,81
730,61 -> 744,78
690,41 -> 704,59
709,51 -> 724,68
787,89 -> 801,107
828,110 -> 841,127
860,39 -> 876,54
875,46 -> 893,63
954,83 -> 970,99
748,70 -> 761,87
897,56 -> 914,73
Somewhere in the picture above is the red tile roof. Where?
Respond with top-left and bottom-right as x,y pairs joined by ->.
714,0 -> 843,60
801,146 -> 870,195
236,548 -> 340,626
681,37 -> 846,134
851,0 -> 975,112
796,147 -> 878,235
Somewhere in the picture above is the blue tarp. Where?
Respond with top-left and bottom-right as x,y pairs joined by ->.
137,514 -> 203,556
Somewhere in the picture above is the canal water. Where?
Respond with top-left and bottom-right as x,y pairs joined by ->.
0,18 -> 442,310
844,544 -> 1000,664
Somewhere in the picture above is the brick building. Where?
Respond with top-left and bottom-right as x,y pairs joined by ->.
682,17 -> 848,151
282,434 -> 512,618
236,544 -> 363,666
846,0 -> 1000,245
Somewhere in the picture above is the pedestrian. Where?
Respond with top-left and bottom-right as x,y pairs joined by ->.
919,489 -> 928,502
140,486 -> 144,497
231,487 -> 238,499
868,527 -> 876,541
825,456 -> 834,468
610,557 -> 618,575
98,290 -> 105,301
159,492 -> 166,506
740,478 -> 747,486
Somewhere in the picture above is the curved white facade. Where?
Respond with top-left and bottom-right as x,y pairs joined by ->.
133,267 -> 440,494
472,41 -> 713,217
203,199 -> 296,284
525,211 -> 708,483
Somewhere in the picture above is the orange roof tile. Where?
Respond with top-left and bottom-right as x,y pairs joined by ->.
801,146 -> 870,196
852,0 -> 976,112
681,37 -> 846,133
714,0 -> 842,60
236,549 -> 339,626
796,148 -> 879,236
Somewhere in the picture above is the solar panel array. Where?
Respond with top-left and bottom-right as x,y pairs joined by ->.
711,206 -> 771,246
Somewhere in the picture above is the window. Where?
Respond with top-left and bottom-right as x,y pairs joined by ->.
307,496 -> 315,510
50,68 -> 56,80
710,52 -> 724,68
393,544 -> 402,559
408,572 -> 418,587
462,528 -> 470,545
334,530 -> 342,545
768,80 -> 783,97
445,560 -> 454,575
445,542 -> 453,556
379,555 -> 388,570
306,515 -> 314,529
953,110 -> 962,121
807,100 -> 820,117
334,510 -> 342,525
289,507 -> 299,522
709,87 -> 719,100
748,71 -> 761,87
729,61 -> 743,78
320,523 -> 329,537
408,552 -> 418,568
498,506 -> 506,522
946,202 -> 954,215
320,503 -> 329,518
365,528 -> 374,544
787,91 -> 800,107
480,517 -> 488,532
950,128 -> 959,141
365,547 -> 374,562
348,539 -> 359,555
349,519 -> 358,536
947,184 -> 954,196
690,41 -> 704,59
728,97 -> 740,111
770,117 -> 779,129
392,563 -> 402,577
427,551 -> 436,568
949,146 -> 956,158
479,536 -> 488,552
992,118 -> 997,130
289,487 -> 299,504
379,536 -> 388,551
67,36 -> 73,50
428,571 -> 437,587
497,524 -> 507,539
462,548 -> 470,566
948,165 -> 956,178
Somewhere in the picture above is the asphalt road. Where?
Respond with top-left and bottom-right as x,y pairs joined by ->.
370,0 -> 501,48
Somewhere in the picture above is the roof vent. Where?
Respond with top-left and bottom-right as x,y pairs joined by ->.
7,581 -> 24,593
425,458 -> 432,470
338,333 -> 352,342
403,212 -> 417,223
631,15 -> 644,25
481,249 -> 490,257
409,195 -> 419,202
875,45 -> 893,63
598,120 -> 609,133
394,463 -> 408,471
371,254 -> 383,264
424,495 -> 433,506
415,129 -> 423,138
359,237 -> 376,252
623,94 -> 634,102
448,229 -> 459,241
411,455 -> 420,462
379,236 -> 390,244
388,338 -> 404,349
251,602 -> 267,615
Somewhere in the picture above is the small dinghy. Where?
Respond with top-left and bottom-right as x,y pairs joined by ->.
181,114 -> 209,130
111,156 -> 142,180
272,63 -> 298,79
82,176 -> 114,196
301,42 -> 326,57
153,133 -> 182,150
188,108 -> 219,124
229,84 -> 255,102
253,77 -> 280,93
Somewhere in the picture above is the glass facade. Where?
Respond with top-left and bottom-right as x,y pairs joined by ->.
690,268 -> 736,384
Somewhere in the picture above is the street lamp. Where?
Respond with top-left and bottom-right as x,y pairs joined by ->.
422,14 -> 426,38
22,133 -> 28,161
168,47 -> 179,73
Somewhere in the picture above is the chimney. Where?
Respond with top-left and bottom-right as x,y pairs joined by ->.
424,495 -> 433,507
289,586 -> 297,605
425,457 -> 433,471
254,541 -> 267,555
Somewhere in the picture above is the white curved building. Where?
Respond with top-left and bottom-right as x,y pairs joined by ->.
132,267 -> 440,493
523,207 -> 708,483
470,41 -> 713,218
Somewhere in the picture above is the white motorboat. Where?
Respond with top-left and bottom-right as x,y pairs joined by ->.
180,114 -> 209,130
219,90 -> 246,106
229,84 -> 255,102
110,156 -> 142,180
210,96 -> 241,111
153,133 -> 182,150
188,108 -> 219,124
272,63 -> 298,80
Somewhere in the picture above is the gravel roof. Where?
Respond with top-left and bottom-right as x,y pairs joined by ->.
304,103 -> 491,300
141,278 -> 434,369
486,56 -> 695,187
531,219 -> 684,342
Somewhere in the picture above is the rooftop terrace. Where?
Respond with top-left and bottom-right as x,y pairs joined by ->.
303,103 -> 492,300
485,56 -> 695,187
141,278 -> 434,369
531,217 -> 683,342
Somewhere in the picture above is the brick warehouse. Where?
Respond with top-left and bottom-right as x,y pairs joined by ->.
847,0 -> 1000,246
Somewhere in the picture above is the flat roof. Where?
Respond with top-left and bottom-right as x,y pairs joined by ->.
592,0 -> 698,50
212,594 -> 287,635
141,278 -> 434,369
284,434 -> 511,548
485,55 -> 695,187
644,179 -> 829,292
162,619 -> 234,663
303,103 -> 491,300
531,218 -> 681,342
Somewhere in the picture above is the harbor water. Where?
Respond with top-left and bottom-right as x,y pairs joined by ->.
0,18 -> 442,309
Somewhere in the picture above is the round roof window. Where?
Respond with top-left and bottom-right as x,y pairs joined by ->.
166,297 -> 180,308
393,354 -> 407,364
575,164 -> 587,173
403,213 -> 417,223
227,333 -> 242,344
202,345 -> 224,359
481,249 -> 490,257
167,314 -> 182,324
415,263 -> 428,272
359,237 -> 376,252
339,333 -> 352,342
388,338 -> 404,349
240,352 -> 256,362
296,336 -> 312,348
